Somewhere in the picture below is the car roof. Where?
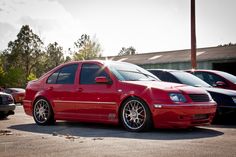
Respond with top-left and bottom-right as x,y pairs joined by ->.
147,69 -> 180,72
56,60 -> 134,68
185,69 -> 223,73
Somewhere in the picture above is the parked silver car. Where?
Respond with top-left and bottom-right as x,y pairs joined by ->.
0,92 -> 15,118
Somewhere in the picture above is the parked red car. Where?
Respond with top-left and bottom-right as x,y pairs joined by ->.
3,88 -> 25,104
187,70 -> 236,90
23,60 -> 216,131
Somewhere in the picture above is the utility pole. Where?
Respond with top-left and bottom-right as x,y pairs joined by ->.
191,0 -> 197,69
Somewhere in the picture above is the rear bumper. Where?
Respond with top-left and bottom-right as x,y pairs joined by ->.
152,102 -> 217,128
0,103 -> 16,115
23,100 -> 33,116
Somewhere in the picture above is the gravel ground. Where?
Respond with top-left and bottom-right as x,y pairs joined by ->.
0,106 -> 236,157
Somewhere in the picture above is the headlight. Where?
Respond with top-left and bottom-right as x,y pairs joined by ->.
232,97 -> 236,104
169,93 -> 186,103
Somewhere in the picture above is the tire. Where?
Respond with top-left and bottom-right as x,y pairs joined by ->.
0,113 -> 7,119
33,98 -> 55,125
120,97 -> 152,132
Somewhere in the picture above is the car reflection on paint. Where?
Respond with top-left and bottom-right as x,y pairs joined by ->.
23,60 -> 216,132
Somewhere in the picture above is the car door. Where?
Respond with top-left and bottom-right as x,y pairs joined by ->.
75,62 -> 119,123
45,63 -> 79,119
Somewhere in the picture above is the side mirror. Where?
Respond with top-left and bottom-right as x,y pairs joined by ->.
95,76 -> 112,84
215,81 -> 226,87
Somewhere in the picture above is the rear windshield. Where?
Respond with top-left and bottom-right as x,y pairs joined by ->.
215,71 -> 236,83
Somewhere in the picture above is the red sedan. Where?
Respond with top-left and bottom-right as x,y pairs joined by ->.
3,88 -> 25,104
187,70 -> 236,90
23,60 -> 216,132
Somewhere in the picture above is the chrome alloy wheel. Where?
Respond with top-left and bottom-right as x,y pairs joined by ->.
122,100 -> 146,130
34,99 -> 50,124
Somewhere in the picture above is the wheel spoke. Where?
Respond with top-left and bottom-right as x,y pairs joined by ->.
122,99 -> 146,130
34,99 -> 51,124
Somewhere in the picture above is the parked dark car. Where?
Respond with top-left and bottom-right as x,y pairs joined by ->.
148,69 -> 236,117
3,88 -> 25,104
186,70 -> 236,90
0,92 -> 15,118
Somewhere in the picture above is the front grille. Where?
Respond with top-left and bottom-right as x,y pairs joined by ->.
189,94 -> 210,102
0,95 -> 14,105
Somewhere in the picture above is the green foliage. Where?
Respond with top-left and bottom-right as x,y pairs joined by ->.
0,65 -> 5,87
44,42 -> 64,71
27,73 -> 37,81
5,25 -> 44,83
73,34 -> 101,60
3,68 -> 25,88
0,25 -> 104,88
118,46 -> 136,56
65,56 -> 72,62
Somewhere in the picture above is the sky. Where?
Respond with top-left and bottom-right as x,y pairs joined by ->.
0,0 -> 235,57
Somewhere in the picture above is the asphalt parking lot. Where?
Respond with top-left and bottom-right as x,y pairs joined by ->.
0,106 -> 236,157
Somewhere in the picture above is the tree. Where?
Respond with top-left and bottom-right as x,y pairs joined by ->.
73,34 -> 101,60
5,25 -> 44,82
44,42 -> 64,71
118,46 -> 136,56
65,56 -> 72,62
0,57 -> 5,87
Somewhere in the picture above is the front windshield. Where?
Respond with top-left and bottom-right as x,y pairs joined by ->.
108,62 -> 159,81
215,71 -> 236,83
171,71 -> 211,87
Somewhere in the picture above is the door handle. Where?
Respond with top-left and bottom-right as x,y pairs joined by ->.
76,88 -> 83,92
48,86 -> 53,90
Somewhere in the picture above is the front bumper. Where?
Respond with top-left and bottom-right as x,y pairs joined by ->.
152,102 -> 217,128
0,103 -> 16,115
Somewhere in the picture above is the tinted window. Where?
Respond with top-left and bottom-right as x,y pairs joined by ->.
47,71 -> 59,84
47,64 -> 78,84
171,71 -> 211,87
80,63 -> 110,84
194,72 -> 225,86
214,71 -> 236,83
148,70 -> 163,79
162,72 -> 180,83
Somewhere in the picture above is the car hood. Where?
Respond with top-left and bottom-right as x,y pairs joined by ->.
203,87 -> 236,96
124,81 -> 208,94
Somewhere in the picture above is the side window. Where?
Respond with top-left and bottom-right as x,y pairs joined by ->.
149,70 -> 162,79
80,63 -> 109,84
47,71 -> 59,84
195,72 -> 225,86
47,64 -> 78,84
205,73 -> 225,86
164,73 -> 180,83
194,72 -> 204,80
161,71 -> 180,83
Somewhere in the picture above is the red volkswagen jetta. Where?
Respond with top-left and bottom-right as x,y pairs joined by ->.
23,60 -> 216,132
